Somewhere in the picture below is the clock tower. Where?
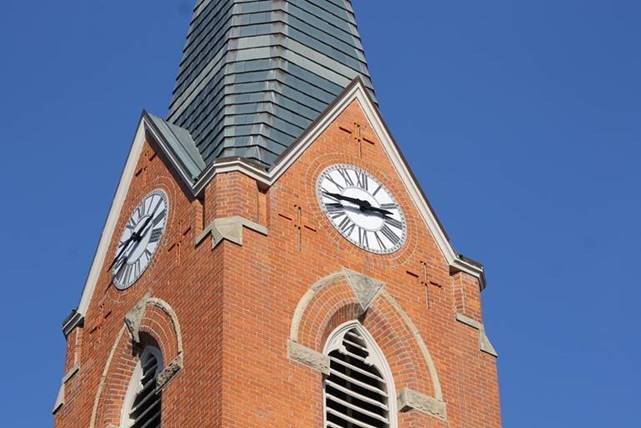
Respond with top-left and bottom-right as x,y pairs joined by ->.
54,1 -> 502,427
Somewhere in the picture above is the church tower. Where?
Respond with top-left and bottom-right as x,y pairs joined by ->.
54,1 -> 502,427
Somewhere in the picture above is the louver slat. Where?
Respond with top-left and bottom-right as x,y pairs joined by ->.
328,367 -> 387,397
131,403 -> 161,428
343,337 -> 369,353
326,394 -> 390,423
325,379 -> 388,410
329,356 -> 385,382
137,409 -> 161,428
325,328 -> 390,428
130,352 -> 162,428
130,386 -> 159,416
326,407 -> 378,428
338,346 -> 370,365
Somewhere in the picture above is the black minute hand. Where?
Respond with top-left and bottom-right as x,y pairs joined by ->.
322,191 -> 393,216
109,236 -> 135,271
108,200 -> 162,272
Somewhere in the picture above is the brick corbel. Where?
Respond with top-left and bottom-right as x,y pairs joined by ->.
52,364 -> 80,414
287,340 -> 330,375
156,353 -> 183,391
195,215 -> 268,248
397,387 -> 447,420
342,268 -> 385,313
124,293 -> 151,344
52,384 -> 65,415
455,313 -> 498,357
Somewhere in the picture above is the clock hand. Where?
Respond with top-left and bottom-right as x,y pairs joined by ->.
322,191 -> 394,216
108,216 -> 150,272
113,198 -> 166,270
136,198 -> 164,238
323,191 -> 367,207
135,214 -> 154,240
112,254 -> 128,275
109,236 -> 136,271
364,206 -> 394,216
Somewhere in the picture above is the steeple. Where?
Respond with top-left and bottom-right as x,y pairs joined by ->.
164,0 -> 375,169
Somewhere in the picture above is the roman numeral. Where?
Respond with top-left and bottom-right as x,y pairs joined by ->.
324,176 -> 344,192
380,225 -> 400,245
384,216 -> 403,230
114,263 -> 125,282
374,232 -> 386,249
152,209 -> 166,226
358,227 -> 369,249
337,168 -> 354,187
338,216 -> 355,236
149,228 -> 163,243
133,260 -> 141,279
330,211 -> 346,220
150,196 -> 163,215
143,248 -> 152,262
123,264 -> 133,285
380,203 -> 398,211
356,170 -> 368,191
372,184 -> 382,197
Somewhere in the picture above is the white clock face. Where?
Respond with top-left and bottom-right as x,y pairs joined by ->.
111,189 -> 169,289
317,164 -> 406,254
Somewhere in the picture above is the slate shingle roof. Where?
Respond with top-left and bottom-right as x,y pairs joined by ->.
153,0 -> 374,179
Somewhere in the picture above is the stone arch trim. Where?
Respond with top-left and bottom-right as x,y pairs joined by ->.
89,296 -> 184,428
288,269 -> 446,419
124,295 -> 184,390
89,325 -> 129,428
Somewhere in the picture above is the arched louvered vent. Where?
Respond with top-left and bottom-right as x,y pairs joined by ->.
324,326 -> 394,428
123,347 -> 162,428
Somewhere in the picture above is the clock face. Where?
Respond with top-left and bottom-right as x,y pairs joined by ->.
111,189 -> 169,289
317,164 -> 406,254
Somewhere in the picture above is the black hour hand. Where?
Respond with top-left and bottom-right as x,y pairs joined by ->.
109,238 -> 132,271
323,191 -> 393,216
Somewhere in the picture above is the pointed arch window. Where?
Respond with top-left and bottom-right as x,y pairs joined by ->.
324,322 -> 397,428
121,346 -> 163,428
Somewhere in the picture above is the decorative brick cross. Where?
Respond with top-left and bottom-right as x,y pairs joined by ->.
168,218 -> 191,265
407,261 -> 441,309
89,296 -> 111,349
339,121 -> 376,158
278,203 -> 317,252
134,148 -> 157,184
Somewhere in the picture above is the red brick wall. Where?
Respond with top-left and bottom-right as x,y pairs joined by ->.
55,99 -> 501,427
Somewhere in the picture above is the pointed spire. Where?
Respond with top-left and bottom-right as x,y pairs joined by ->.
165,0 -> 375,169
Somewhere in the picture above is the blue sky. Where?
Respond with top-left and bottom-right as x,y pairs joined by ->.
1,0 -> 640,426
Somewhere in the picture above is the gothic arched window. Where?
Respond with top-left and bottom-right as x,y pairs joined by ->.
324,322 -> 397,428
121,346 -> 163,428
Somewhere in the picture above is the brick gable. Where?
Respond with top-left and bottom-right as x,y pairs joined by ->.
55,86 -> 500,427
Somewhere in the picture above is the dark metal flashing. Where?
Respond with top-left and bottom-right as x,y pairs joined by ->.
213,155 -> 270,172
144,112 -> 206,181
458,253 -> 484,269
62,309 -> 84,338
